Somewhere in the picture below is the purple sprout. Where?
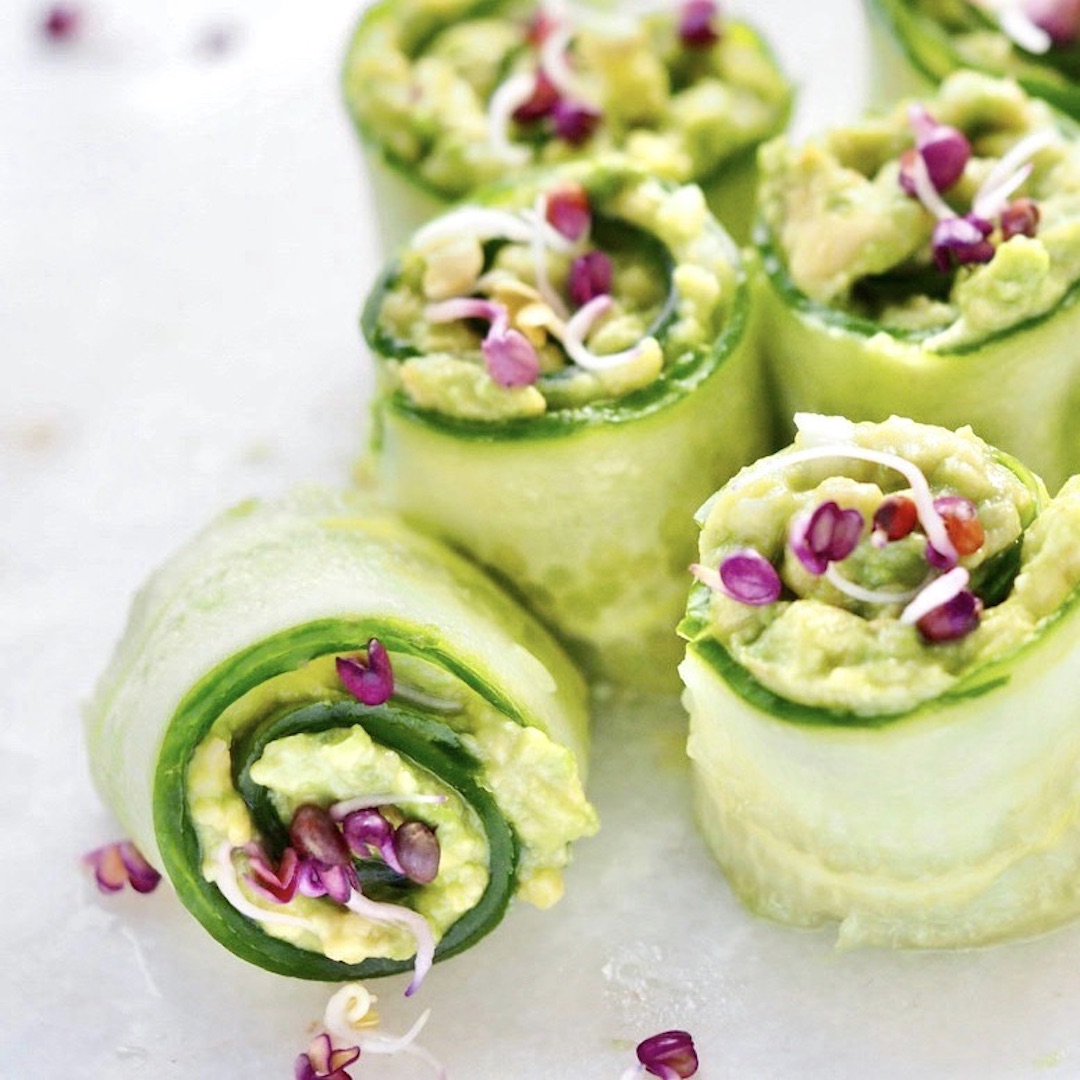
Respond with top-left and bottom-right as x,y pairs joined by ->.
82,840 -> 162,895
932,214 -> 995,272
295,1033 -> 360,1080
916,589 -> 983,642
551,99 -> 601,146
718,549 -> 783,606
545,182 -> 592,241
568,250 -> 613,308
41,4 -> 82,42
1024,0 -> 1080,45
1000,196 -> 1040,239
789,500 -> 864,576
679,0 -> 721,48
636,1030 -> 699,1079
337,639 -> 394,706
901,105 -> 971,194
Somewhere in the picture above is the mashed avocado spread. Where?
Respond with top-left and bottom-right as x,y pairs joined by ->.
758,71 -> 1080,349
187,651 -> 597,964
344,0 -> 791,199
683,414 -> 1080,717
369,161 -> 740,421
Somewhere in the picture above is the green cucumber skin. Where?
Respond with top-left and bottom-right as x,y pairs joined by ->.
755,239 -> 1080,494
342,0 -> 789,248
370,269 -> 771,689
85,493 -> 591,982
865,0 -> 1080,119
681,580 -> 1080,947
159,676 -> 519,982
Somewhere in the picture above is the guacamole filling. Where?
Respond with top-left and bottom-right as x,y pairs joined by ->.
757,71 -> 1080,349
185,643 -> 597,992
344,0 -> 790,198
370,164 -> 739,419
680,413 -> 1080,717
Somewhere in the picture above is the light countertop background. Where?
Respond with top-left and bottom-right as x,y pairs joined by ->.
5,0 -> 1080,1076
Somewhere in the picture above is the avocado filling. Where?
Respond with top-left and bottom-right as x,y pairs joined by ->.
344,0 -> 790,198
682,414 -> 1079,716
758,71 -> 1080,348
186,644 -> 597,990
372,167 -> 739,419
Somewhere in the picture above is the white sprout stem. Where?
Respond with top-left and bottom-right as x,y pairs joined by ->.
550,294 -> 646,371
909,148 -> 955,220
689,562 -> 725,592
999,5 -> 1053,51
824,563 -> 928,606
900,566 -> 970,624
973,162 -> 1032,221
342,891 -> 436,997
391,681 -> 464,714
212,844 -> 312,931
486,72 -> 535,165
329,793 -> 448,821
539,21 -> 592,103
972,127 -> 1059,219
769,444 -> 959,564
413,208 -> 537,250
323,988 -> 447,1079
357,1011 -> 432,1055
532,193 -> 570,319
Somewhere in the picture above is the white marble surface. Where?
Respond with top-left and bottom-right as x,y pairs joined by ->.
6,1 -> 1080,1076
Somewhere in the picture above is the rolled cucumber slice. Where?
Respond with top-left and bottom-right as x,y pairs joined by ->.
85,490 -> 597,983
342,0 -> 792,246
865,0 -> 1080,120
679,414 -> 1080,948
755,71 -> 1080,493
362,160 -> 772,688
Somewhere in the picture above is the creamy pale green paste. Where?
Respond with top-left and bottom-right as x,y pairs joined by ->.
345,0 -> 791,197
694,416 -> 1080,715
186,652 -> 597,964
759,72 -> 1080,348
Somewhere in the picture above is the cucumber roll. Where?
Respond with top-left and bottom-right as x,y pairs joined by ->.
362,159 -> 771,688
755,71 -> 1080,493
85,490 -> 598,990
679,412 -> 1080,948
866,0 -> 1080,119
342,0 -> 792,245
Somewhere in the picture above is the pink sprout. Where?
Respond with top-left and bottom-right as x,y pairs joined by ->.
789,500 -> 864,575
42,4 -> 82,42
342,808 -> 406,875
551,99 -> 601,145
680,0 -> 721,48
83,840 -> 162,895
1025,0 -> 1080,45
337,639 -> 394,706
394,821 -> 441,886
901,106 -> 971,194
426,297 -> 540,387
245,844 -> 300,904
916,589 -> 983,642
512,69 -> 560,122
482,325 -> 542,387
718,549 -> 783,605
569,250 -> 613,307
636,1030 -> 699,1079
1001,196 -> 1040,239
932,214 -> 995,271
545,182 -> 592,242
295,1033 -> 360,1080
